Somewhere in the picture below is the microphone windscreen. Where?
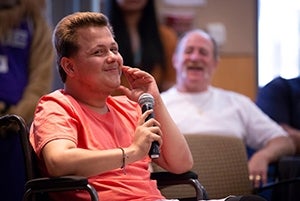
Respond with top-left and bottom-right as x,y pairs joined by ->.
138,93 -> 154,106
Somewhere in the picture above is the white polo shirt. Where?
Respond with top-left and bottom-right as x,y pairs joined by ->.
161,86 -> 287,150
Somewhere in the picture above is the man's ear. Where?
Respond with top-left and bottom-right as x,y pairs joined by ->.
61,57 -> 75,77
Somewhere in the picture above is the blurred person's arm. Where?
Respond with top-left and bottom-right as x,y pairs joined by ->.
281,124 -> 300,154
248,136 -> 295,187
256,77 -> 300,153
8,16 -> 54,123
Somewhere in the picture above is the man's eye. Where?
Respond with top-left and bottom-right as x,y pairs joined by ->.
94,49 -> 105,55
199,49 -> 208,56
110,47 -> 118,53
184,48 -> 193,54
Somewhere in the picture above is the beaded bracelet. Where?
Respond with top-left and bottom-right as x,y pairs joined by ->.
118,147 -> 127,174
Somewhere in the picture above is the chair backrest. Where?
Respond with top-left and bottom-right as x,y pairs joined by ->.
152,134 -> 252,199
184,134 -> 253,199
0,114 -> 33,201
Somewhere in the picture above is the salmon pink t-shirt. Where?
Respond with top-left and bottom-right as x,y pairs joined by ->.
29,90 -> 164,201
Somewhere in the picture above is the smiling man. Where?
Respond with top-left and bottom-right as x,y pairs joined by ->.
160,29 -> 295,189
30,12 -> 194,201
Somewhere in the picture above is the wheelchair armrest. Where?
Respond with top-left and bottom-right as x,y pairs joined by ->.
23,176 -> 98,201
151,171 -> 208,200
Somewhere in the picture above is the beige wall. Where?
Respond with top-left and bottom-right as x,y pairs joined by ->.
156,0 -> 258,100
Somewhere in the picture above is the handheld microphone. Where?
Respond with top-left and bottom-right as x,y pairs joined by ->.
138,93 -> 160,159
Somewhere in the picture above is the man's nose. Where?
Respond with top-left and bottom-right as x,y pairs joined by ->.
189,51 -> 201,60
107,51 -> 118,62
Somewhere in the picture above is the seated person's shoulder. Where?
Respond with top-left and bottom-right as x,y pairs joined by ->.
289,76 -> 300,86
158,24 -> 178,43
258,76 -> 291,97
214,87 -> 250,99
264,76 -> 288,89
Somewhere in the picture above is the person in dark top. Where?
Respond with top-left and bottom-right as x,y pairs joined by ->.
0,0 -> 54,123
256,76 -> 300,154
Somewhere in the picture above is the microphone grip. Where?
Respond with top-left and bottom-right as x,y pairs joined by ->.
149,141 -> 160,159
142,104 -> 160,159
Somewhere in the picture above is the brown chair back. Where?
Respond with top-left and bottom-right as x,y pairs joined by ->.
185,134 -> 252,199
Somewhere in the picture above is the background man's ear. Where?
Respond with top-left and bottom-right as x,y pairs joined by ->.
61,57 -> 75,75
